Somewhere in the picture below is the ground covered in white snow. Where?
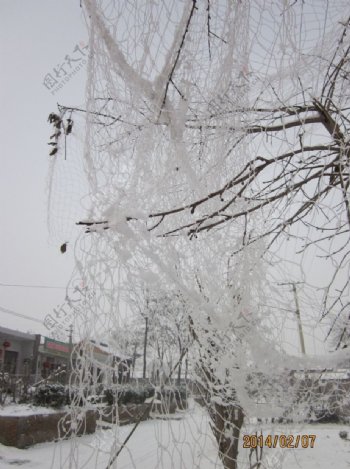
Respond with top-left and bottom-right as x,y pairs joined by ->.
0,403 -> 349,468
0,404 -> 60,417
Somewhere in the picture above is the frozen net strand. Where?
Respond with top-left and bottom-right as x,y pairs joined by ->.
45,1 -> 350,468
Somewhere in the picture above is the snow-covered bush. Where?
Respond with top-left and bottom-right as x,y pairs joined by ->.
103,384 -> 187,408
104,384 -> 154,406
33,384 -> 66,409
174,386 -> 188,410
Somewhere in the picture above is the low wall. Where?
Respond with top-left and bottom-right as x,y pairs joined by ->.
101,403 -> 151,425
0,397 -> 188,448
101,397 -> 183,425
0,410 -> 96,449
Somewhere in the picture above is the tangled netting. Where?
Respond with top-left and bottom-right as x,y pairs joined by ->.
46,1 -> 350,468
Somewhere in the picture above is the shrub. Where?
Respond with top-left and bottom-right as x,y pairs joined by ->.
104,388 -> 116,406
103,384 -> 188,408
174,386 -> 188,409
104,384 -> 155,406
314,410 -> 340,423
33,384 -> 66,409
66,387 -> 86,407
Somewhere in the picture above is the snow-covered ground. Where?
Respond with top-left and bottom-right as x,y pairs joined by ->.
0,404 -> 61,417
0,403 -> 349,468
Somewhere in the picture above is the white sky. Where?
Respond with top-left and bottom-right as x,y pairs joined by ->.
0,1 -> 336,355
0,1 -> 87,337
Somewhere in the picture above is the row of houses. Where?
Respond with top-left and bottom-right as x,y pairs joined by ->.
0,325 -> 133,384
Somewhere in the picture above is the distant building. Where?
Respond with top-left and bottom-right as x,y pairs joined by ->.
0,326 -> 40,376
38,337 -> 70,379
0,326 -> 133,386
76,339 -> 133,385
0,327 -> 70,381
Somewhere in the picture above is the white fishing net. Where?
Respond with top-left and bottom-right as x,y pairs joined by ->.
46,1 -> 350,468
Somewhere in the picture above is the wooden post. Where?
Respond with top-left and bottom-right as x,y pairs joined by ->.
68,325 -> 73,384
292,283 -> 306,355
143,316 -> 148,379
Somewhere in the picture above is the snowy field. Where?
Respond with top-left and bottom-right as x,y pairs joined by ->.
0,402 -> 349,469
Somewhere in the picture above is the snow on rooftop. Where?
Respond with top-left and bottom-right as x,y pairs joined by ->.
0,326 -> 37,341
83,339 -> 132,361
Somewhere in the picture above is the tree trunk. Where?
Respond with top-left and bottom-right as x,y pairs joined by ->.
177,336 -> 183,386
177,355 -> 182,386
209,403 -> 244,469
132,343 -> 137,378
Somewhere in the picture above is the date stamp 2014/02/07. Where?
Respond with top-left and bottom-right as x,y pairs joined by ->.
243,434 -> 316,449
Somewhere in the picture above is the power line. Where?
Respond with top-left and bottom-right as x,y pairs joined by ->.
0,305 -> 43,324
0,282 -> 113,291
0,282 -> 71,290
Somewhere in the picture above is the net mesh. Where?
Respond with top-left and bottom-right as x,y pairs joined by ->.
46,1 -> 350,468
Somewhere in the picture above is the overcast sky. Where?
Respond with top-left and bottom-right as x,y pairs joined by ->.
0,1 -> 334,356
0,1 -> 87,337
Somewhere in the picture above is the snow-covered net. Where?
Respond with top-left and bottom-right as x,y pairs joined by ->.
46,1 -> 350,468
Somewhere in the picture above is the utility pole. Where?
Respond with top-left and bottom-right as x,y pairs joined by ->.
292,283 -> 306,355
279,282 -> 306,355
143,315 -> 148,379
68,324 -> 73,383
